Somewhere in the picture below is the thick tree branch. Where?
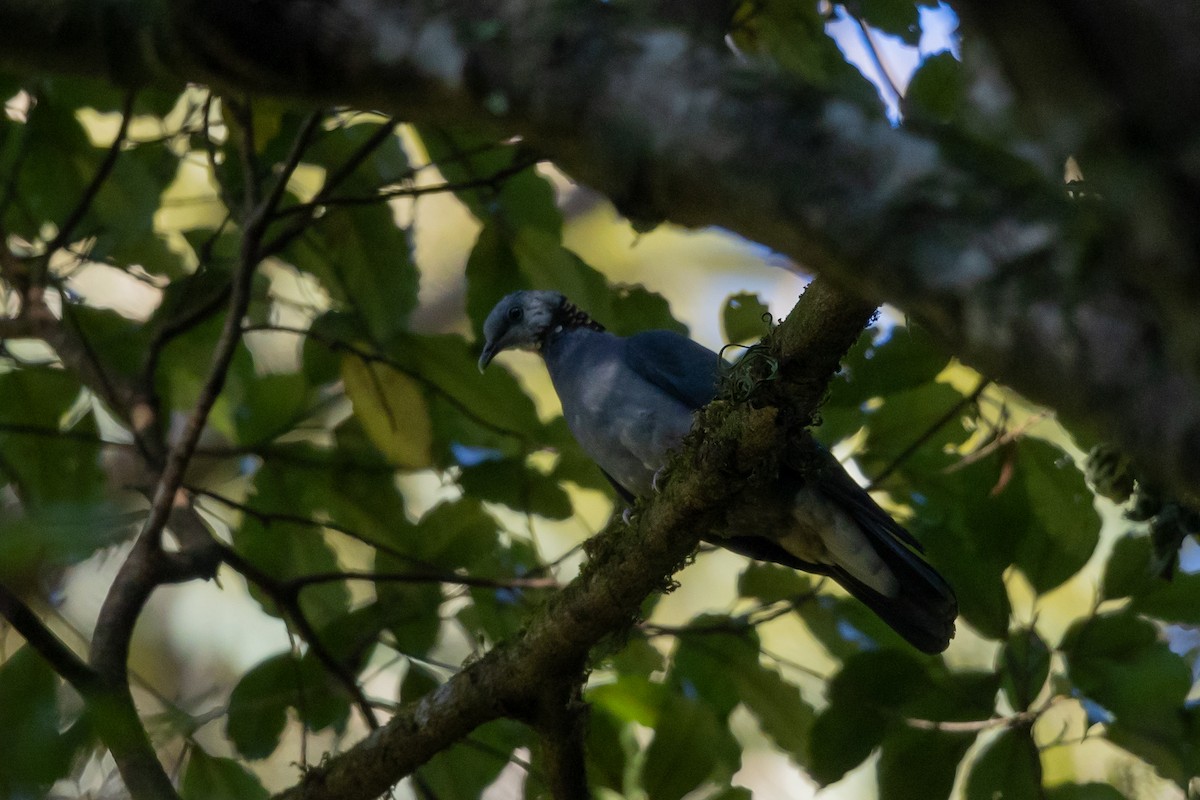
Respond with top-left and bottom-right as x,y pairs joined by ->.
0,0 -> 1193,499
267,278 -> 873,800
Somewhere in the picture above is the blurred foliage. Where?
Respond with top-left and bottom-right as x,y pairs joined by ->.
0,4 -> 1196,800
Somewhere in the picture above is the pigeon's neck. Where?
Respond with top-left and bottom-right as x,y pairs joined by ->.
539,300 -> 604,350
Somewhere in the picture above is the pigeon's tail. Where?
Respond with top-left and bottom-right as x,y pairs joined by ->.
826,518 -> 957,654
715,474 -> 957,653
807,468 -> 957,653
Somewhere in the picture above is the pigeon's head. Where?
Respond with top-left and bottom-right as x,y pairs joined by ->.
478,290 -> 566,371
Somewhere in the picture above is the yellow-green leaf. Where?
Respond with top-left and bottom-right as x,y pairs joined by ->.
341,356 -> 432,468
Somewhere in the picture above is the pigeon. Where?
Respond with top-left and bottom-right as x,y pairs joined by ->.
478,290 -> 957,653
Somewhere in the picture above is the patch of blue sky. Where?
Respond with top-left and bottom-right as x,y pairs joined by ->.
826,2 -> 961,124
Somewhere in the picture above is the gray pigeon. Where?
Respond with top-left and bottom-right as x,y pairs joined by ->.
478,290 -> 957,653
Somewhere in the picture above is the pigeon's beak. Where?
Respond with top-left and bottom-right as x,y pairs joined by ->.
477,342 -> 498,373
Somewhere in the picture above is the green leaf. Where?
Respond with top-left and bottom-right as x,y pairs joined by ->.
824,325 -> 951,411
465,219 -> 526,340
857,381 -> 971,480
153,310 -> 259,441
642,693 -> 735,800
1102,533 -> 1156,600
606,636 -> 666,678
226,652 -> 350,759
465,217 -> 686,343
0,369 -> 105,506
722,292 -> 771,344
809,700 -> 887,785
738,655 -> 817,767
589,675 -> 669,728
731,0 -> 881,107
669,619 -> 815,767
737,562 -> 813,604
587,705 -> 629,793
373,578 -> 443,655
300,117 -> 407,194
419,719 -> 528,800
1000,628 -> 1050,710
1011,438 -> 1101,593
607,284 -> 688,338
341,354 -> 433,469
233,371 -> 313,445
1129,572 -> 1200,625
965,728 -> 1042,800
1062,611 -> 1192,781
877,726 -> 975,800
857,0 -> 922,44
384,331 -> 546,442
231,466 -> 354,628
811,650 -> 998,786
87,144 -> 182,274
399,662 -> 440,703
285,203 -> 418,342
905,52 -> 964,125
0,504 -> 130,589
15,98 -> 96,234
226,654 -> 295,759
459,457 -> 572,519
181,749 -> 269,800
0,647 -> 85,796
417,129 -> 558,234
411,498 -> 500,569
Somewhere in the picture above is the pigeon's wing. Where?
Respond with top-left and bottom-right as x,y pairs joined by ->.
623,330 -> 723,411
600,468 -> 636,504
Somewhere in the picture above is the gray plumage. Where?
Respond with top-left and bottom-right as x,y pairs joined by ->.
478,290 -> 957,653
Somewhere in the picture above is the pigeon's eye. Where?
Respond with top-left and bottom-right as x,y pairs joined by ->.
506,306 -> 524,323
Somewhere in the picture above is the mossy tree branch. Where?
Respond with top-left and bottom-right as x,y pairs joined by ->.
273,278 -> 874,800
1,0 -> 1193,499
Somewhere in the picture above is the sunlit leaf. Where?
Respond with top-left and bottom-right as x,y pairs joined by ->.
341,355 -> 433,469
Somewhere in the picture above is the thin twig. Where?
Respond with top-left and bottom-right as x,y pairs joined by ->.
287,570 -> 558,593
191,486 -> 439,570
219,545 -> 381,730
944,409 -> 1054,473
849,12 -> 903,111
906,708 -> 1039,733
242,323 -> 532,440
259,117 -> 402,258
0,584 -> 98,693
136,111 -> 321,556
43,91 -> 137,265
84,112 -> 322,800
272,156 -> 540,218
867,376 -> 989,489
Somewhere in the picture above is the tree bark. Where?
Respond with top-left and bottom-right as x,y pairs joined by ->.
1,0 -> 1197,500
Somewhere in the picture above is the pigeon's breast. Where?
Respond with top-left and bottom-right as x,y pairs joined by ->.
544,330 -> 695,497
